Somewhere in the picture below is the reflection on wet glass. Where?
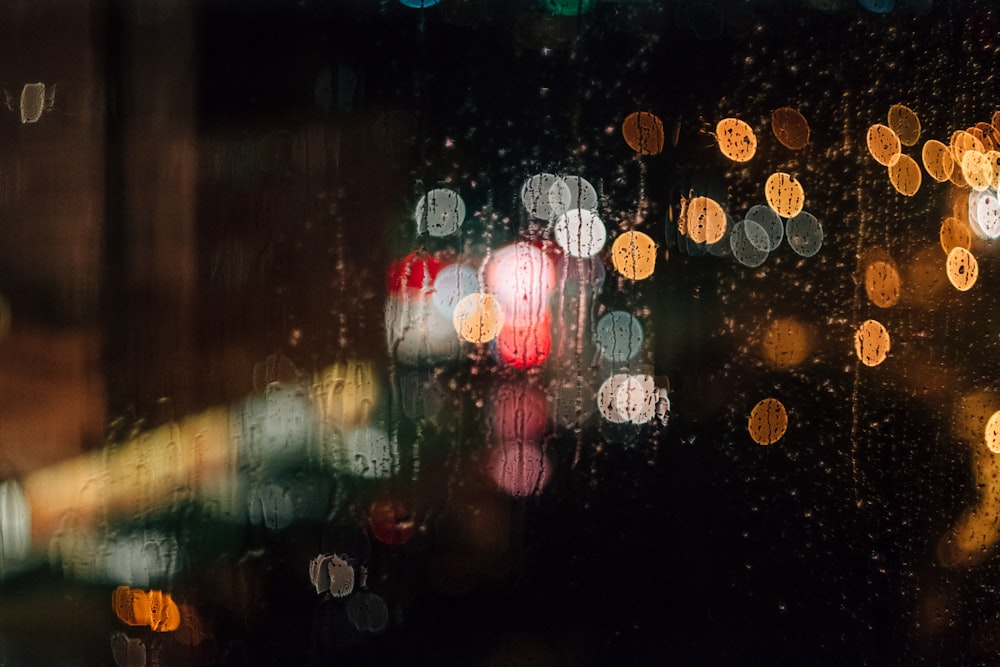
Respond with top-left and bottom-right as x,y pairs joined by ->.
622,111 -> 665,156
715,117 -> 757,162
770,106 -> 810,151
748,398 -> 788,446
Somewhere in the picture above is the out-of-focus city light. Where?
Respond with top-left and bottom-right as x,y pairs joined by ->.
748,398 -> 788,446
867,123 -> 902,166
595,310 -> 643,363
485,440 -> 552,497
553,208 -> 606,258
368,499 -> 416,545
622,111 -> 665,155
771,106 -> 810,150
945,246 -> 978,291
887,103 -> 920,146
715,117 -> 757,162
453,292 -> 504,344
415,188 -> 466,237
855,319 -> 890,367
611,231 -> 656,280
764,172 -> 805,219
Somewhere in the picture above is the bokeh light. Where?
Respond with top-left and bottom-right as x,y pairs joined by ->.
867,124 -> 901,166
486,440 -> 552,497
888,154 -> 921,196
985,411 -> 1000,454
684,196 -> 727,244
543,0 -> 594,15
887,103 -> 920,146
491,379 -> 549,444
745,204 -> 783,251
433,263 -> 480,317
553,208 -> 607,257
922,139 -> 955,182
771,106 -> 810,150
855,319 -> 890,367
785,211 -> 823,257
864,260 -> 902,308
939,216 -> 972,254
748,398 -> 788,446
622,112 -> 665,156
521,173 -> 566,222
960,150 -> 992,191
415,188 -> 466,237
764,172 -> 805,218
761,317 -> 811,369
969,188 -> 1000,239
496,317 -> 553,369
549,175 -> 598,217
368,499 -> 416,546
716,117 -> 757,162
485,242 -> 557,320
595,310 -> 643,363
945,246 -> 978,292
611,231 -> 657,280
730,220 -> 769,268
453,292 -> 504,343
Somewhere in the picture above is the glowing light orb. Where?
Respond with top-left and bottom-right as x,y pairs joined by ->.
622,112 -> 665,155
554,208 -> 607,257
452,292 -> 504,343
771,107 -> 810,150
855,319 -> 890,367
970,189 -> 1000,239
19,83 -> 46,124
940,216 -> 972,254
415,188 -> 465,237
368,499 -> 416,546
785,211 -> 823,257
716,118 -> 757,162
550,175 -> 598,217
743,219 -> 772,252
961,151 -> 993,191
595,310 -> 643,363
887,103 -> 920,146
888,154 -> 922,196
611,231 -> 656,280
745,204 -> 783,251
730,220 -> 769,268
866,124 -> 901,166
309,553 -> 355,597
521,173 -> 566,222
946,246 -> 978,292
433,263 -> 480,317
496,318 -> 553,369
491,380 -> 549,444
597,373 -> 656,424
684,196 -> 727,244
922,139 -> 955,182
748,398 -> 788,446
486,440 -> 552,497
761,317 -> 811,369
485,242 -> 557,321
986,411 -> 1000,454
951,130 -> 985,165
864,260 -> 902,308
764,172 -> 805,218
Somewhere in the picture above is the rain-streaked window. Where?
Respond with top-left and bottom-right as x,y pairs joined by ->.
1,1 -> 1000,665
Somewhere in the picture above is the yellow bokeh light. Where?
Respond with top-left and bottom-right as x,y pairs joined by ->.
939,216 -> 971,255
921,139 -> 955,183
855,319 -> 890,367
761,317 -> 811,369
946,246 -> 978,291
950,130 -> 984,165
684,196 -> 727,244
764,172 -> 805,218
622,111 -> 665,156
867,124 -> 901,166
986,411 -> 1000,454
771,107 -> 810,150
864,260 -> 901,308
887,104 -> 921,147
748,398 -> 788,446
716,117 -> 757,162
888,154 -> 921,196
986,150 -> 1000,187
960,150 -> 993,190
611,230 -> 657,280
453,292 -> 504,343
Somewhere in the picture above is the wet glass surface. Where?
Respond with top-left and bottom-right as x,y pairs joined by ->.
1,0 -> 1000,665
